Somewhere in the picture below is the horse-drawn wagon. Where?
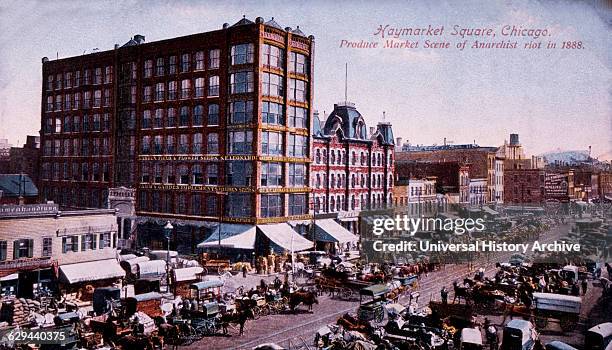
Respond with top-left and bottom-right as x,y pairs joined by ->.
315,275 -> 370,300
532,292 -> 581,332
199,253 -> 231,275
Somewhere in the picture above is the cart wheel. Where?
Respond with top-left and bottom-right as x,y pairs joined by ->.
535,316 -> 548,328
341,288 -> 353,300
217,266 -> 224,275
336,264 -> 345,272
560,318 -> 577,332
201,267 -> 209,275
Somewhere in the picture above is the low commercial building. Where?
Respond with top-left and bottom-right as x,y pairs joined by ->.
7,136 -> 40,188
469,178 -> 487,206
0,203 -> 123,297
0,174 -> 38,205
393,177 -> 438,216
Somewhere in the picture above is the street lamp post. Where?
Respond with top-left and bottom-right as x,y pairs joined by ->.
163,221 -> 174,292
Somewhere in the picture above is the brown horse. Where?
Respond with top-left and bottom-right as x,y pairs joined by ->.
289,291 -> 319,313
115,334 -> 155,350
220,308 -> 255,335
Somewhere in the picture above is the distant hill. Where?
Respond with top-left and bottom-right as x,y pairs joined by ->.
541,150 -> 591,165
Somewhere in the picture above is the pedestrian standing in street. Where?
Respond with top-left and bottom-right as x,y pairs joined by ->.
581,278 -> 588,295
242,265 -> 247,278
441,287 -> 448,305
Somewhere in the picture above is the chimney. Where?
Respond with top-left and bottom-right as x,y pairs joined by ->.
223,23 -> 229,29
396,137 -> 403,146
133,34 -> 145,44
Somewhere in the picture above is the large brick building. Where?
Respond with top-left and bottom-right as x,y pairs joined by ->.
40,17 -> 316,253
310,103 -> 395,236
394,161 -> 470,204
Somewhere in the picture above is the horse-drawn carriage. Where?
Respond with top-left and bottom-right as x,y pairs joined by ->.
188,301 -> 221,336
358,284 -> 389,323
190,280 -> 223,303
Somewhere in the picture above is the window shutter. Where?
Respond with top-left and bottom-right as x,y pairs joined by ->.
27,239 -> 33,258
92,235 -> 97,250
62,237 -> 67,253
72,236 -> 79,252
13,241 -> 19,259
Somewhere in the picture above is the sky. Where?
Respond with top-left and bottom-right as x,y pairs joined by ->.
0,0 -> 610,159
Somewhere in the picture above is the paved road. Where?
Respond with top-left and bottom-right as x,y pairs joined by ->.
189,222 -> 610,349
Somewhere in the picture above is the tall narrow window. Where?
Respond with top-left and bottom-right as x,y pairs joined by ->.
207,133 -> 219,154
206,164 -> 218,185
208,104 -> 219,125
193,105 -> 204,126
209,49 -> 220,69
195,51 -> 204,70
195,78 -> 205,97
208,76 -> 219,96
180,53 -> 190,72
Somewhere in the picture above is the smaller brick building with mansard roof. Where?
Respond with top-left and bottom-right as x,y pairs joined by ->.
310,102 -> 395,240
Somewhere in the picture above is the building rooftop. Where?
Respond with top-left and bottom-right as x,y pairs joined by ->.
0,174 -> 38,197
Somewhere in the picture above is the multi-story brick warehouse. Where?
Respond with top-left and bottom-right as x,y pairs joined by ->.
310,103 -> 395,236
503,168 -> 545,204
40,17 -> 316,254
397,144 -> 501,203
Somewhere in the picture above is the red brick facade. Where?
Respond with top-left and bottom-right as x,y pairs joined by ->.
39,17 -> 315,226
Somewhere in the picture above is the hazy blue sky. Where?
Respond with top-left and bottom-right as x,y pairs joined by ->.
0,0 -> 610,159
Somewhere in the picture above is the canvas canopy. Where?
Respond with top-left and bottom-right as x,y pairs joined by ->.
257,223 -> 312,251
314,219 -> 358,243
59,259 -> 125,284
198,224 -> 256,250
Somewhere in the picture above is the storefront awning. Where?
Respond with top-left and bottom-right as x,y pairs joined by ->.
59,259 -> 125,284
315,219 -> 358,243
197,224 -> 256,250
257,223 -> 313,252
